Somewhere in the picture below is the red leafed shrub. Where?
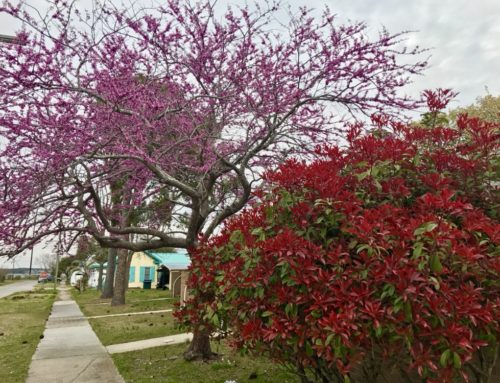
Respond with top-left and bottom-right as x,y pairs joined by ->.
176,94 -> 499,383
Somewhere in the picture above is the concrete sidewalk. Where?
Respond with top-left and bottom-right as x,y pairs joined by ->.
107,332 -> 193,354
88,308 -> 172,319
26,287 -> 124,383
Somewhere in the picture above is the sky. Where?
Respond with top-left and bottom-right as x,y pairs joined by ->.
1,0 -> 499,268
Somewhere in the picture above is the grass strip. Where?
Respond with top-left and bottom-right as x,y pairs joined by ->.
72,288 -> 177,316
72,287 -> 183,346
112,341 -> 300,383
0,290 -> 56,383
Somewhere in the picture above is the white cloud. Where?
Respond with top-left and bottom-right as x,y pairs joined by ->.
289,0 -> 500,105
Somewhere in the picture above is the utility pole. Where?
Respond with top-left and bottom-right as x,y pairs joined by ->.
54,251 -> 60,291
29,247 -> 34,276
28,210 -> 38,276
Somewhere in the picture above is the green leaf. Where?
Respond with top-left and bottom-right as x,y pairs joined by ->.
354,161 -> 368,168
430,254 -> 443,273
381,283 -> 395,299
440,349 -> 451,367
343,375 -> 351,383
250,227 -> 266,241
229,229 -> 244,244
212,313 -> 220,328
453,352 -> 462,369
414,222 -> 438,236
412,242 -> 424,258
356,244 -> 371,254
305,342 -> 313,357
348,239 -> 358,250
256,286 -> 264,299
325,334 -> 335,346
429,276 -> 440,290
355,170 -> 369,181
404,301 -> 413,321
261,311 -> 273,317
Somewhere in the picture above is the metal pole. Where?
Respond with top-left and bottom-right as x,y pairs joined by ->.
28,210 -> 37,276
54,252 -> 60,291
29,247 -> 34,276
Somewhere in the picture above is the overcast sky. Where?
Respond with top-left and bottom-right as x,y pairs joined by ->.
1,0 -> 499,268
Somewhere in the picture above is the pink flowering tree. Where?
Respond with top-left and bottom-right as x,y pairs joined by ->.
0,0 -> 425,359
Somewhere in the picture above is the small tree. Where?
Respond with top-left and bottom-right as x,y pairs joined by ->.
177,92 -> 499,382
0,268 -> 7,283
75,235 -> 108,291
449,93 -> 500,124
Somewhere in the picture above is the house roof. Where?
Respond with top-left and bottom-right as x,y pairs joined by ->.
145,250 -> 191,270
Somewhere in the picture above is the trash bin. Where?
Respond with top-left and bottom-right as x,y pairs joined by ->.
143,279 -> 152,289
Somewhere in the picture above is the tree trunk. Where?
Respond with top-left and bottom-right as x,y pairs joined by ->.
111,249 -> 128,306
100,248 -> 116,299
125,250 -> 133,289
184,327 -> 216,361
97,262 -> 104,291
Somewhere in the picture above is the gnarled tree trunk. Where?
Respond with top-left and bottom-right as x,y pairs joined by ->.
125,250 -> 133,289
184,327 -> 216,361
111,249 -> 128,306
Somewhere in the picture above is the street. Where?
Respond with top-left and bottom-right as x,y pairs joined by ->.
0,279 -> 37,299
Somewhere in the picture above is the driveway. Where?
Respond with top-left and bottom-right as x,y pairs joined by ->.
0,279 -> 37,299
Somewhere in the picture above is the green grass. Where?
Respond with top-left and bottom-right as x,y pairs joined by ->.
112,341 -> 301,383
72,288 -> 177,316
89,310 -> 181,346
73,288 -> 299,383
0,290 -> 56,383
72,288 -> 183,345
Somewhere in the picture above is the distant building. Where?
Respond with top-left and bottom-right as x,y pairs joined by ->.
0,34 -> 17,44
4,268 -> 47,279
129,250 -> 190,296
87,250 -> 191,297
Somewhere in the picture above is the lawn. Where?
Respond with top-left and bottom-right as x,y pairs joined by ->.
72,287 -> 183,345
74,288 -> 300,382
72,288 -> 177,316
113,341 -> 301,383
0,289 -> 56,383
89,310 -> 182,345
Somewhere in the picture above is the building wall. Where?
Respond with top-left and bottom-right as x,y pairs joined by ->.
170,270 -> 183,295
88,268 -> 106,288
179,271 -> 191,306
128,252 -> 157,288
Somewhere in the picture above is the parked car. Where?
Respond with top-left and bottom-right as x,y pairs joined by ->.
38,272 -> 53,283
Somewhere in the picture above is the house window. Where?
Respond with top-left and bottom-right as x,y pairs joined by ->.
129,267 -> 136,283
140,266 -> 154,282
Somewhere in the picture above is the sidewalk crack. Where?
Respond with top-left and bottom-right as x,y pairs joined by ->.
68,358 -> 96,383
